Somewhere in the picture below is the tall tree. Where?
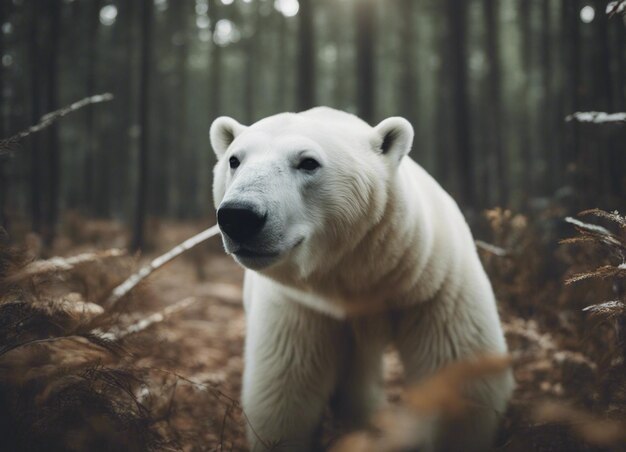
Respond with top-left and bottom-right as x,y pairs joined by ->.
172,0 -> 189,217
28,1 -> 43,235
0,0 -> 7,229
84,0 -> 102,213
484,0 -> 506,206
44,0 -> 62,247
297,0 -> 315,111
445,0 -> 474,208
208,0 -> 223,123
539,0 -> 557,191
132,0 -> 153,251
562,0 -> 581,184
398,0 -> 417,128
519,0 -> 533,203
244,0 -> 262,122
355,0 -> 375,123
274,9 -> 288,112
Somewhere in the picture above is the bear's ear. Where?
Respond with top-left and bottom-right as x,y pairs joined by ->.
210,116 -> 247,158
373,117 -> 414,164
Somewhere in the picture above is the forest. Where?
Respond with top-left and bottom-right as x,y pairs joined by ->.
0,0 -> 625,451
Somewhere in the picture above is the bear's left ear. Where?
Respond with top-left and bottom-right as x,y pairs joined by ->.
373,117 -> 414,165
210,116 -> 247,159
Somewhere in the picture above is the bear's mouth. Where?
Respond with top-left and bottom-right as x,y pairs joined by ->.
234,248 -> 280,259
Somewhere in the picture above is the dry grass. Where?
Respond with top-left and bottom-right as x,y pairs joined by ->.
0,208 -> 625,451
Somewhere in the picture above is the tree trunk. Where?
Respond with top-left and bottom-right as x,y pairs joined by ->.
132,0 -> 153,251
208,0 -> 223,123
540,0 -> 557,192
29,1 -> 43,235
84,0 -> 102,214
0,0 -> 7,229
244,0 -> 261,122
562,0 -> 581,187
398,0 -> 417,128
355,0 -> 375,123
484,0 -> 506,207
274,11 -> 288,112
445,0 -> 474,209
297,0 -> 315,111
43,0 -> 62,247
172,0 -> 189,217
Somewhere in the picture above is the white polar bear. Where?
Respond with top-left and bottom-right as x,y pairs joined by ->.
210,107 -> 513,452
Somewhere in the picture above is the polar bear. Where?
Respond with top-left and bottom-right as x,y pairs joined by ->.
210,107 -> 513,451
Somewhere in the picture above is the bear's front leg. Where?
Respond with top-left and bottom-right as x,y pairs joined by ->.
242,289 -> 346,452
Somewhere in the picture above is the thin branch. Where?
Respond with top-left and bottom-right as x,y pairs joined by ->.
565,111 -> 626,124
103,225 -> 221,310
0,93 -> 114,155
475,240 -> 508,257
96,297 -> 197,340
607,1 -> 626,17
6,249 -> 126,282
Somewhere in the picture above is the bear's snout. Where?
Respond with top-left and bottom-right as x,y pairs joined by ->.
217,201 -> 267,243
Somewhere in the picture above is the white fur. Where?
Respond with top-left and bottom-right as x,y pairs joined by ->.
211,107 -> 514,451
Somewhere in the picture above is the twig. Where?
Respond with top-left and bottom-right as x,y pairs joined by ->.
565,111 -> 626,124
7,249 -> 126,281
96,297 -> 197,340
104,225 -> 221,310
0,93 -> 114,154
607,0 -> 626,17
475,240 -> 508,257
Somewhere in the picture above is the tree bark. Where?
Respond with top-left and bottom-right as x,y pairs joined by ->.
244,0 -> 261,122
355,0 -> 375,123
484,0 -> 506,206
445,0 -> 474,209
0,0 -> 7,229
84,0 -> 102,214
399,0 -> 417,129
43,0 -> 62,247
132,0 -> 153,251
297,0 -> 315,111
28,1 -> 43,235
562,0 -> 581,184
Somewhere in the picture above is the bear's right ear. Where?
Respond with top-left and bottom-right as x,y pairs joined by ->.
210,116 -> 247,158
373,117 -> 414,165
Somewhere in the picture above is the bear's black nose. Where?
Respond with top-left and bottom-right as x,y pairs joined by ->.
217,202 -> 267,243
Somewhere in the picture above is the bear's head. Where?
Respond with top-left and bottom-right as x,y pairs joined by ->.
210,107 -> 413,281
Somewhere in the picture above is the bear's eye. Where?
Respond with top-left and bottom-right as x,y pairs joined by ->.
297,157 -> 321,172
229,156 -> 240,169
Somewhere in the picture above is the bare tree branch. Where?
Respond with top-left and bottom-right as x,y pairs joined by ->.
0,93 -> 114,155
475,240 -> 508,257
95,297 -> 197,340
607,1 -> 626,17
6,249 -> 126,282
104,225 -> 221,310
565,111 -> 626,124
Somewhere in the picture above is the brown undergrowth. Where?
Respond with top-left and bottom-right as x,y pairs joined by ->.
0,208 -> 625,451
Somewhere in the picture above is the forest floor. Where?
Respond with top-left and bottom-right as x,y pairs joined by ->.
2,211 -> 625,451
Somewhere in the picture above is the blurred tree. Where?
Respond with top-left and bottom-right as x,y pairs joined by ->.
484,0 -> 506,207
297,0 -> 315,111
44,0 -> 61,246
244,0 -> 261,122
0,0 -> 7,229
398,0 -> 417,128
172,0 -> 189,217
28,0 -> 43,234
355,0 -> 376,123
132,0 -> 153,251
208,0 -> 223,123
445,0 -> 474,208
84,0 -> 102,214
